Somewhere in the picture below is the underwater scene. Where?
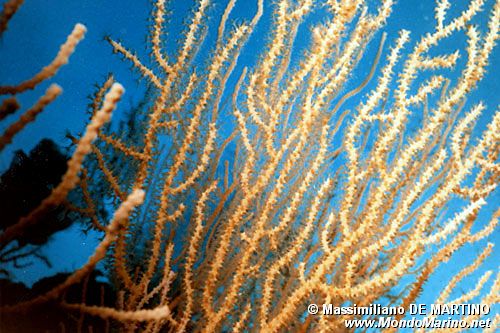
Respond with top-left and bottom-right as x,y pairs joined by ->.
0,0 -> 499,332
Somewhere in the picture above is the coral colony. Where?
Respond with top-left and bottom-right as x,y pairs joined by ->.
1,0 -> 499,331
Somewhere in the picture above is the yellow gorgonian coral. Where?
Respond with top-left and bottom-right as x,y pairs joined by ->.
0,0 -> 499,332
